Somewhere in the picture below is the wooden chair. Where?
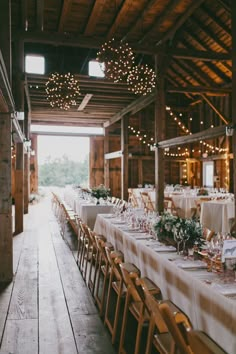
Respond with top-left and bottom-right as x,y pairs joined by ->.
118,262 -> 161,354
128,188 -> 139,208
164,197 -> 180,217
94,236 -> 114,316
140,192 -> 155,212
137,278 -> 182,354
104,248 -> 126,344
159,302 -> 193,354
187,329 -> 227,354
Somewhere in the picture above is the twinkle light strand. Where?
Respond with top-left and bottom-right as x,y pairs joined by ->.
45,72 -> 80,110
97,38 -> 134,83
127,64 -> 157,95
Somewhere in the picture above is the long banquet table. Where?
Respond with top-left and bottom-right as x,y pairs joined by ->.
94,214 -> 236,354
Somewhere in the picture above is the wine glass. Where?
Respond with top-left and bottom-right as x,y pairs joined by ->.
173,226 -> 183,255
182,229 -> 190,255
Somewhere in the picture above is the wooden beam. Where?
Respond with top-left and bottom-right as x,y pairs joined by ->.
122,0 -> 157,41
0,50 -> 15,111
37,0 -> 44,31
104,150 -> 122,160
0,0 -> 11,85
0,113 -> 13,282
21,0 -> 28,31
167,85 -> 231,95
201,4 -> 231,37
217,0 -> 230,13
200,94 -> 229,124
139,0 -> 180,44
155,54 -> 166,212
104,128 -> 110,189
232,0 -> 236,218
170,48 -> 231,62
84,0 -> 105,36
14,143 -> 24,235
158,125 -> 226,149
107,0 -> 132,40
24,152 -> 29,214
58,0 -> 73,33
104,92 -> 155,127
155,0 -> 205,47
77,94 -> 93,111
121,116 -> 129,201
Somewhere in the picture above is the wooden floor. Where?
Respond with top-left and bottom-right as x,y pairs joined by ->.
0,195 -> 116,354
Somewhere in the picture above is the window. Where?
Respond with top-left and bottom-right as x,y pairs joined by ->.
88,60 -> 104,77
25,55 -> 45,74
203,161 -> 214,187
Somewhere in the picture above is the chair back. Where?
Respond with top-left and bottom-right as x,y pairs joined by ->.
187,330 -> 226,354
159,302 -> 193,354
140,192 -> 155,212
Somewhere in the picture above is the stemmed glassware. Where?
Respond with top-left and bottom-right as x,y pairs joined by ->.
173,226 -> 183,255
182,229 -> 190,255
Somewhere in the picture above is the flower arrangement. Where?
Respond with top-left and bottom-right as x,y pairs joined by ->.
91,184 -> 111,200
154,212 -> 205,248
197,188 -> 209,196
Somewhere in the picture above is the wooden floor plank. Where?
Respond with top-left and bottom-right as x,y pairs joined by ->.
0,319 -> 38,354
37,213 -> 78,354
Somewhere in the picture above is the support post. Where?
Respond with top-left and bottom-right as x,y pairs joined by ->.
155,54 -> 166,212
14,142 -> 24,235
232,0 -> 236,221
121,115 -> 129,201
0,0 -> 11,84
0,113 -> 13,281
24,151 -> 29,214
104,127 -> 110,189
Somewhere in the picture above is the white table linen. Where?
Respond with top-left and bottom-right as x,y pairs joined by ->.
94,214 -> 236,354
200,200 -> 235,233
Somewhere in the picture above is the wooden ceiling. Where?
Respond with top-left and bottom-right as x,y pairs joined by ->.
10,0 -> 232,128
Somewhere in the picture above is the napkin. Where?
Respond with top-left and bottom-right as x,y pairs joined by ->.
175,260 -> 207,270
153,245 -> 177,252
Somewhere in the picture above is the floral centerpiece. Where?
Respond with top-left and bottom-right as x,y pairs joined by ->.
91,184 -> 110,203
154,212 -> 205,248
197,188 -> 209,196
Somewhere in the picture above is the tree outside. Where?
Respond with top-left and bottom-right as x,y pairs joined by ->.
39,154 -> 89,187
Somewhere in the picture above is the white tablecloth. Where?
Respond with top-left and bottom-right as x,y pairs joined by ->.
63,187 -> 113,229
200,200 -> 235,233
94,214 -> 236,354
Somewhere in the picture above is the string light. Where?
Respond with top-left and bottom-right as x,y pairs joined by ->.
97,38 -> 134,83
127,64 -> 157,95
45,72 -> 80,110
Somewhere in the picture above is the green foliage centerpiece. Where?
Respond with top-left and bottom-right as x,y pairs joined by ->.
154,212 -> 205,249
91,184 -> 110,204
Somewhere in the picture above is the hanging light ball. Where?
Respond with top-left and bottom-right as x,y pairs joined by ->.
127,64 -> 157,95
97,38 -> 135,82
45,72 -> 80,110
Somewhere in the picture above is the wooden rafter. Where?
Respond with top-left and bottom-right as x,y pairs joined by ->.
174,59 -> 216,88
104,92 -> 156,128
167,85 -> 231,95
37,0 -> 44,31
158,125 -> 226,148
217,0 -> 230,13
58,0 -> 73,33
21,0 -> 28,31
170,48 -> 231,62
139,0 -> 180,45
201,4 -> 231,37
155,0 -> 205,47
181,36 -> 231,84
122,0 -> 158,41
200,94 -> 229,124
84,0 -> 106,36
190,15 -> 230,53
107,0 -> 132,40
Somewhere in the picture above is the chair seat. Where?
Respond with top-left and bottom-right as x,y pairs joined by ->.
129,301 -> 150,323
153,332 -> 174,354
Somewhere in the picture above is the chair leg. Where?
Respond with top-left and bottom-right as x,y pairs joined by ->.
119,291 -> 131,354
